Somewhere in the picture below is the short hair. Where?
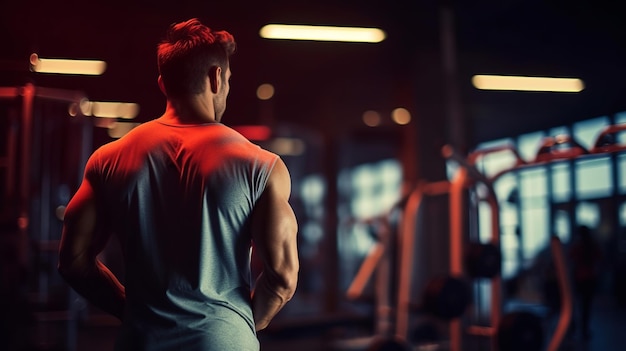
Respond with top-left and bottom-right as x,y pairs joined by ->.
157,18 -> 236,98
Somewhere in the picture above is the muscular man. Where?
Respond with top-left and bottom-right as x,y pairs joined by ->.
58,18 -> 299,350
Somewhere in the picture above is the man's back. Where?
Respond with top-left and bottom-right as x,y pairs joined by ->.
58,18 -> 298,351
87,119 -> 277,350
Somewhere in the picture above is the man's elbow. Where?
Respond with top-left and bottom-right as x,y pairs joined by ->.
285,269 -> 299,301
278,261 -> 299,301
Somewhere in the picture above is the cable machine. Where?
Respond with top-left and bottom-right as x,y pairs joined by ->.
345,123 -> 626,350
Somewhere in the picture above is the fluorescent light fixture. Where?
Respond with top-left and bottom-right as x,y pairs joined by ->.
80,100 -> 139,119
30,53 -> 107,75
472,75 -> 584,92
260,24 -> 386,43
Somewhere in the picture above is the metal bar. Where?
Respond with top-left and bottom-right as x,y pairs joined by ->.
547,236 -> 572,351
395,184 -> 424,340
375,219 -> 393,337
346,242 -> 384,300
19,84 -> 34,233
486,193 -> 501,351
448,166 -> 466,351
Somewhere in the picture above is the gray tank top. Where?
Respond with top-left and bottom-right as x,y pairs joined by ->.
85,119 -> 278,350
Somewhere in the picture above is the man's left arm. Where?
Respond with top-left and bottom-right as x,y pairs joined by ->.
58,178 -> 125,320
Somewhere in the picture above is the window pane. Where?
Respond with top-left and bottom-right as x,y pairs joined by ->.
612,113 -> 626,145
482,149 -> 519,179
518,131 -> 545,162
549,126 -> 569,137
551,162 -> 571,202
494,173 -> 517,204
520,168 -> 547,198
478,201 -> 493,242
337,159 -> 403,292
501,231 -> 520,279
573,116 -> 609,151
553,210 -> 571,243
520,206 -> 549,261
619,154 -> 626,193
576,201 -> 600,228
615,111 -> 626,124
347,160 -> 402,219
476,138 -> 512,150
474,138 -> 517,178
575,157 -> 612,199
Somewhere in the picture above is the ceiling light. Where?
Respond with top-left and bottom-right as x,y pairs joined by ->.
256,83 -> 275,100
391,107 -> 411,125
362,110 -> 381,127
30,53 -> 107,75
472,75 -> 584,92
260,24 -> 386,43
80,100 -> 139,119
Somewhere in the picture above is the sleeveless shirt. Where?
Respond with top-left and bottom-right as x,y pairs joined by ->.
84,119 -> 278,350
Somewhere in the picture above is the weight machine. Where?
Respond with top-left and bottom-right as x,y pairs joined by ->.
345,122 -> 626,350
0,84 -> 92,351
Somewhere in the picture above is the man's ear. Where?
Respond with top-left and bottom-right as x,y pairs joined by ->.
208,66 -> 222,94
157,75 -> 167,96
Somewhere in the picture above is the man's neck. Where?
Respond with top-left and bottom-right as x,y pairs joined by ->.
161,95 -> 217,124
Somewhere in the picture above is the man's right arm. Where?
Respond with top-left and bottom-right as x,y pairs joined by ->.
251,158 -> 299,331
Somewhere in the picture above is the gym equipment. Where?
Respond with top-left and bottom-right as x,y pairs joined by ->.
430,144 -> 577,351
347,130 -> 617,350
421,275 -> 471,321
499,238 -> 571,351
464,242 -> 501,279
410,320 -> 440,345
591,123 -> 626,154
496,311 -> 544,351
535,135 -> 588,162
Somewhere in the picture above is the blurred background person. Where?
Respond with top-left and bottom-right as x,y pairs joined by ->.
569,225 -> 603,341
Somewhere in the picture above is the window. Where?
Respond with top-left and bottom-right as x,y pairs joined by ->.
520,168 -> 547,198
337,159 -> 403,291
520,206 -> 549,261
614,111 -> 626,124
553,210 -> 572,243
576,201 -> 600,228
549,126 -> 569,137
472,113 -> 625,295
619,154 -> 626,193
551,162 -> 571,202
518,131 -> 545,162
573,116 -> 609,151
575,157 -> 612,199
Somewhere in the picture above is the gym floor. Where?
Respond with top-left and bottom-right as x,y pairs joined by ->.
21,290 -> 622,351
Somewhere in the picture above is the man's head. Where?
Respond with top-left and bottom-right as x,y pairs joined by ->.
157,18 -> 236,114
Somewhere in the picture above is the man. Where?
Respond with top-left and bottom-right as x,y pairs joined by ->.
569,225 -> 602,340
58,18 -> 299,350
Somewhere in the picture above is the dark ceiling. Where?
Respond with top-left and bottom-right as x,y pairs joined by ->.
2,0 -> 625,145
